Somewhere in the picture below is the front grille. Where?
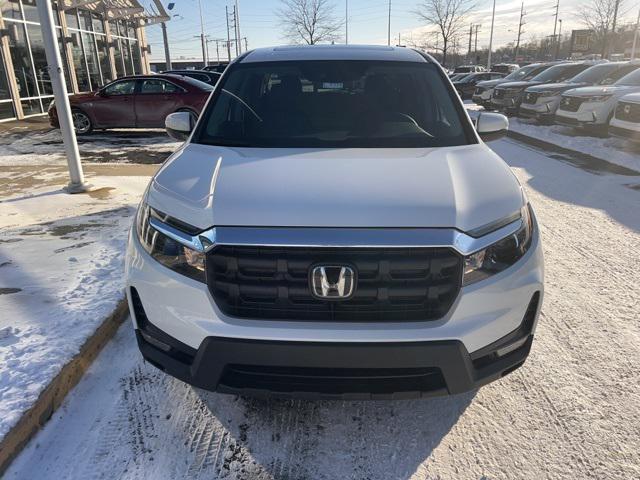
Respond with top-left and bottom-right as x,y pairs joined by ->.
523,91 -> 539,104
559,96 -> 585,112
219,365 -> 446,396
615,101 -> 640,123
206,246 -> 462,322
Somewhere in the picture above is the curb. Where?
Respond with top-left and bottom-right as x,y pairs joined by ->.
0,298 -> 129,475
505,130 -> 640,176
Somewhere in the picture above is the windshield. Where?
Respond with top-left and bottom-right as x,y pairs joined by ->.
615,67 -> 640,86
531,64 -> 589,83
505,64 -> 541,81
167,75 -> 214,91
569,64 -> 618,84
194,60 -> 473,148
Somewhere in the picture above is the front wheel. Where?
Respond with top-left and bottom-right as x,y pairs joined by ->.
71,109 -> 93,135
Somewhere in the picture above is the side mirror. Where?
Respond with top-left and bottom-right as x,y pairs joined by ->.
165,111 -> 193,141
476,112 -> 509,141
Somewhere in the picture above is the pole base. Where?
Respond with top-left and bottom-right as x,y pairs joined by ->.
64,182 -> 93,194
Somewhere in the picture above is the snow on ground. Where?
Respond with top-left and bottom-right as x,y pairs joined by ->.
0,128 -> 179,165
0,168 -> 151,442
4,138 -> 639,479
463,101 -> 640,173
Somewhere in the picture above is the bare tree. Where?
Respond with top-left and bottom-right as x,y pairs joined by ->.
277,0 -> 343,45
577,0 -> 626,57
415,0 -> 476,67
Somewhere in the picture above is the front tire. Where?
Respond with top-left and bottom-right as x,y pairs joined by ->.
71,109 -> 93,135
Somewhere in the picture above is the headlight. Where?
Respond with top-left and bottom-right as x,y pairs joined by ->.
463,204 -> 534,286
587,94 -> 612,103
135,203 -> 206,283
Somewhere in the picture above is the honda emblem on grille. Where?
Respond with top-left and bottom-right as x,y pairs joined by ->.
310,265 -> 356,299
624,104 -> 631,114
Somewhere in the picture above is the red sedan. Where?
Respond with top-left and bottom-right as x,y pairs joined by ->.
48,74 -> 213,135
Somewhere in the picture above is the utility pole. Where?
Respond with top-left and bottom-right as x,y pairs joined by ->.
398,31 -> 401,46
555,19 -> 563,59
514,2 -> 525,61
468,23 -> 473,62
235,0 -> 241,54
198,0 -> 207,67
161,22 -> 172,70
487,0 -> 496,69
387,0 -> 391,46
474,24 -> 480,60
631,8 -> 640,60
551,0 -> 559,60
226,5 -> 232,61
345,0 -> 348,44
36,0 -> 88,193
232,5 -> 239,56
608,0 -> 621,59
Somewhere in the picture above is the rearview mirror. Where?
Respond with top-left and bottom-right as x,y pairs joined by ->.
165,111 -> 193,141
476,112 -> 509,141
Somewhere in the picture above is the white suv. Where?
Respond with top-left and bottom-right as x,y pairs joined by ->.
126,45 -> 544,399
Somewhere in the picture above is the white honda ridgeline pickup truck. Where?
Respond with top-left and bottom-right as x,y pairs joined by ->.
126,45 -> 544,399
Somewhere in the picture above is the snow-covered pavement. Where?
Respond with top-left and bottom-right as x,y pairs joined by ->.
4,137 -> 639,480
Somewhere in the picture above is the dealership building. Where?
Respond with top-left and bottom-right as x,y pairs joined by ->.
0,0 -> 168,122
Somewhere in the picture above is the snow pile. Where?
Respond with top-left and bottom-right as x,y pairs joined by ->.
0,176 -> 148,442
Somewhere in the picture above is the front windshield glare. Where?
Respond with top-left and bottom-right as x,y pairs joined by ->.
505,65 -> 536,81
194,60 -> 472,148
615,68 -> 640,86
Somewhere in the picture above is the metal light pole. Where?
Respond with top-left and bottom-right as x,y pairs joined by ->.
555,19 -> 562,59
487,0 -> 496,70
345,0 -> 348,44
36,0 -> 88,193
235,0 -> 241,53
551,0 -> 559,59
387,0 -> 391,46
198,0 -> 207,66
226,6 -> 232,61
161,22 -> 172,70
631,8 -> 640,60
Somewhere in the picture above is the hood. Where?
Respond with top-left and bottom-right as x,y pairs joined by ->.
147,143 -> 524,234
620,92 -> 640,103
476,78 -> 504,88
496,81 -> 540,90
527,82 -> 586,93
563,85 -> 634,97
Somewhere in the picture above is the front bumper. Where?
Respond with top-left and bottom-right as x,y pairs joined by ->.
519,99 -> 559,120
133,291 -> 539,399
126,223 -> 544,398
609,119 -> 640,141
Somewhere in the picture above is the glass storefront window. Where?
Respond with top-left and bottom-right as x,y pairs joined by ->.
0,0 -> 22,21
68,31 -> 90,91
0,101 -> 15,120
113,38 -> 125,77
0,50 -> 12,101
79,9 -> 92,31
65,8 -> 79,29
91,13 -> 104,34
81,32 -> 101,89
96,36 -> 112,84
130,40 -> 142,75
121,39 -> 132,75
26,24 -> 53,96
6,21 -> 38,98
21,98 -> 41,115
56,28 -> 72,89
20,0 -> 39,23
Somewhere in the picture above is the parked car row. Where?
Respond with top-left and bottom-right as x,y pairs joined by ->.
471,60 -> 640,141
49,71 -> 219,135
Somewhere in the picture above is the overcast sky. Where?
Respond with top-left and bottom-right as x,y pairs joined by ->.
146,0 -> 639,62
